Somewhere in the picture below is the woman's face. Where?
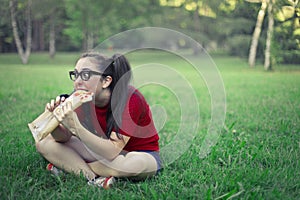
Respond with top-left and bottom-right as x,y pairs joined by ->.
73,57 -> 101,92
73,57 -> 112,106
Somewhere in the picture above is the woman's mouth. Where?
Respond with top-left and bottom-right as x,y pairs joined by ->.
76,88 -> 88,91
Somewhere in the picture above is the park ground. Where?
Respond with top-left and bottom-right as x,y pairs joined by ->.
0,51 -> 299,199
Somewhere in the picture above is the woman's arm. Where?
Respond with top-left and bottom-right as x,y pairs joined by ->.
75,124 -> 130,160
53,101 -> 130,160
45,95 -> 72,142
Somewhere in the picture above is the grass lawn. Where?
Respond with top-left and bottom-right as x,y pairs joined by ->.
0,52 -> 299,199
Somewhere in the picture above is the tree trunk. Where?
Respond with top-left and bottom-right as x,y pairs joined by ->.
32,20 -> 44,51
87,32 -> 94,50
24,0 -> 32,63
193,3 -> 201,55
9,0 -> 32,64
32,20 -> 38,51
264,0 -> 274,71
39,20 -> 45,51
49,15 -> 56,58
193,3 -> 200,32
248,0 -> 268,67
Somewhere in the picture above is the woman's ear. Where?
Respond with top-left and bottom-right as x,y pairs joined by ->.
102,76 -> 112,89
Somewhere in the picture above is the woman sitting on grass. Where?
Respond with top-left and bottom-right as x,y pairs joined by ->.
36,52 -> 161,189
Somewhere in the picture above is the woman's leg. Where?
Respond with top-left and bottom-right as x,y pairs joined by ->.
37,129 -> 158,180
36,134 -> 97,180
88,151 -> 158,179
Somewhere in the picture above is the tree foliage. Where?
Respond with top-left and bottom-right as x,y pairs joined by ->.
1,0 -> 299,65
273,0 -> 300,63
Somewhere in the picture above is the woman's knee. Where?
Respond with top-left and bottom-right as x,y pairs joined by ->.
35,135 -> 54,155
118,153 -> 157,175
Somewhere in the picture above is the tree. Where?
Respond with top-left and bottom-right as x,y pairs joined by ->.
49,14 -> 55,58
1,0 -> 297,64
63,0 -> 111,51
63,0 -> 162,51
31,0 -> 64,58
9,0 -> 32,64
160,0 -> 222,52
264,0 -> 274,70
248,0 -> 300,67
248,0 -> 268,68
274,0 -> 300,64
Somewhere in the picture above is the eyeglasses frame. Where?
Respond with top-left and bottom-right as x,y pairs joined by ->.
69,70 -> 107,81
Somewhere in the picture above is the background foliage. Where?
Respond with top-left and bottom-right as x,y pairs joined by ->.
1,0 -> 299,64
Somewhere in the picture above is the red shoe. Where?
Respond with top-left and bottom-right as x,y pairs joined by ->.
46,163 -> 64,176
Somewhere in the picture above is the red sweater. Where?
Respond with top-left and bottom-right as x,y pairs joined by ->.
77,87 -> 159,152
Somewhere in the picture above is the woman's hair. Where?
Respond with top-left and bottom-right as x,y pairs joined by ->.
78,52 -> 132,139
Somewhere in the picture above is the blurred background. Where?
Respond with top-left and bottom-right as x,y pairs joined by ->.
1,0 -> 299,67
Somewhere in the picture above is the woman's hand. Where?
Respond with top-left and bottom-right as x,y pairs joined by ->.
53,101 -> 81,136
46,95 -> 66,112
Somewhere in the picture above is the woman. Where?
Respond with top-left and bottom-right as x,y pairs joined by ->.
36,52 -> 161,188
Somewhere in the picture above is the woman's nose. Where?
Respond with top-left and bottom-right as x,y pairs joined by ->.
74,76 -> 84,87
74,75 -> 84,83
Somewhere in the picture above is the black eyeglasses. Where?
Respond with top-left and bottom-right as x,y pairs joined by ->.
69,70 -> 105,81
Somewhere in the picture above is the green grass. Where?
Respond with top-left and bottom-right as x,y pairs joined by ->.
0,52 -> 299,199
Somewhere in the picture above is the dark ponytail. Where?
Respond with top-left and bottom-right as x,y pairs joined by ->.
105,54 -> 132,138
78,52 -> 132,139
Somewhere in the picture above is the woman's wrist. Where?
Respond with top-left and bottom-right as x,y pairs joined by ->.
71,122 -> 86,138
